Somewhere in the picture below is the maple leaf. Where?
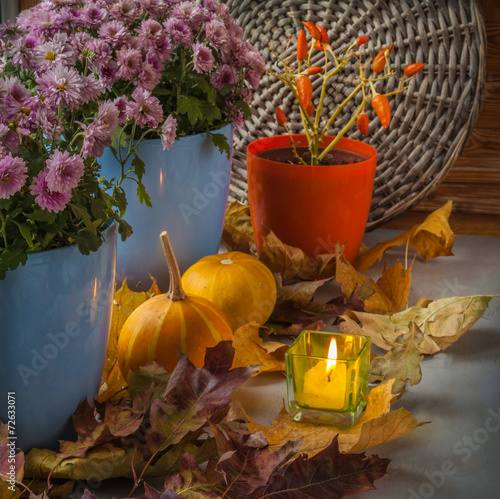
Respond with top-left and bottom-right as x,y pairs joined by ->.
355,201 -> 455,272
370,322 -> 424,400
340,295 -> 498,354
251,437 -> 390,499
233,323 -> 288,374
145,342 -> 259,456
98,278 -> 161,403
248,380 -> 428,456
0,423 -> 25,498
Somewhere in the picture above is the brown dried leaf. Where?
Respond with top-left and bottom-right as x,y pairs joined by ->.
98,278 -> 160,403
376,260 -> 413,313
278,278 -> 332,307
248,380 -> 427,456
222,201 -> 256,254
355,201 -> 455,272
233,323 -> 288,374
341,295 -> 498,354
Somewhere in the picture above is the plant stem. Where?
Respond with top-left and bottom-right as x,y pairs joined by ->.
0,212 -> 8,247
160,231 -> 186,301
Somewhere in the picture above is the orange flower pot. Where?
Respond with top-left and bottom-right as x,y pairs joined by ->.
247,135 -> 377,263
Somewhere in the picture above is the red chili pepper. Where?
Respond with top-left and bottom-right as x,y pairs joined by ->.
314,41 -> 325,51
297,29 -> 308,61
315,24 -> 328,43
275,106 -> 287,126
306,102 -> 314,116
404,62 -> 424,76
302,21 -> 321,40
296,75 -> 313,110
307,66 -> 323,75
371,44 -> 393,73
356,36 -> 369,45
371,94 -> 391,129
356,113 -> 369,135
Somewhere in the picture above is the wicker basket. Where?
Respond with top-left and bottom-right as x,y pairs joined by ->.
222,0 -> 486,230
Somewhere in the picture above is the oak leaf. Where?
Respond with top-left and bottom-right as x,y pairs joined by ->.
341,295 -> 498,354
355,201 -> 455,272
233,323 -> 288,374
98,278 -> 161,403
247,380 -> 427,456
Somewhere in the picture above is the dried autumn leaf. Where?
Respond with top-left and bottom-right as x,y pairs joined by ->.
260,231 -> 336,280
248,380 -> 427,456
98,278 -> 161,403
355,201 -> 455,272
222,200 -> 256,254
233,323 -> 288,374
341,295 -> 498,354
251,437 -> 390,498
278,277 -> 333,307
0,422 -> 24,498
370,322 -> 424,400
145,343 -> 260,456
376,260 -> 413,313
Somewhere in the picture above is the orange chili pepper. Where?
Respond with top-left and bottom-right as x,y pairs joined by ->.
356,113 -> 369,135
404,62 -> 424,76
371,94 -> 391,129
356,36 -> 369,45
307,66 -> 323,75
371,44 -> 393,73
315,24 -> 328,43
306,102 -> 314,116
296,75 -> 313,110
302,21 -> 321,40
275,106 -> 287,126
297,29 -> 308,61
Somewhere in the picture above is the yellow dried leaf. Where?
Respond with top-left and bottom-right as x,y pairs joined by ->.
247,380 -> 427,456
376,260 -> 413,313
222,201 -> 256,254
98,278 -> 160,403
355,201 -> 455,272
233,323 -> 288,374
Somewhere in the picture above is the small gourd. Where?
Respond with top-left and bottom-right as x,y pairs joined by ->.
181,251 -> 277,332
117,231 -> 233,375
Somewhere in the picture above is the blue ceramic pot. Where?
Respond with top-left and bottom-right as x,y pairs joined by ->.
99,124 -> 232,291
0,223 -> 116,451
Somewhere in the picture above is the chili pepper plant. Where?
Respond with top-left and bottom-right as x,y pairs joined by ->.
271,23 -> 424,166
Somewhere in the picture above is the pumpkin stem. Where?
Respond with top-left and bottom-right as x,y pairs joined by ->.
160,231 -> 186,301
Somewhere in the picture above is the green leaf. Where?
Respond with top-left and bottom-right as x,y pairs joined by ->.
0,245 -> 28,275
24,210 -> 58,224
69,203 -> 96,233
12,220 -> 34,250
111,126 -> 128,149
136,182 -> 152,207
75,229 -> 101,255
235,99 -> 252,120
208,132 -> 230,158
178,95 -> 202,125
131,154 -> 146,182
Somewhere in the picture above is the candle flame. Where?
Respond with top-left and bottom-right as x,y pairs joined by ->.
159,168 -> 163,188
326,339 -> 337,372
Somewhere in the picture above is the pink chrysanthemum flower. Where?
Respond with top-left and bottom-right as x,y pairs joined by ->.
137,0 -> 167,19
192,42 -> 214,74
126,88 -> 163,129
204,19 -> 229,48
36,106 -> 63,140
0,76 -> 31,121
136,19 -> 164,51
34,33 -> 76,71
11,36 -> 38,71
109,0 -> 138,23
80,100 -> 120,158
161,115 -> 178,151
97,20 -> 130,49
30,169 -> 71,213
173,2 -> 205,30
36,65 -> 84,111
116,47 -> 142,81
82,5 -> 107,27
45,149 -> 85,193
137,62 -> 161,92
211,64 -> 234,90
163,18 -> 193,48
114,96 -> 129,124
0,153 -> 27,199
246,69 -> 261,90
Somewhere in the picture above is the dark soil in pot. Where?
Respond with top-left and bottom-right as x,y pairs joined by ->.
256,146 -> 368,166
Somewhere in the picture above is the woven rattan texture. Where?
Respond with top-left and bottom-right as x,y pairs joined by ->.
222,0 -> 486,229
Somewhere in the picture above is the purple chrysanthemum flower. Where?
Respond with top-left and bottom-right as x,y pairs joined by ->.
211,64 -> 234,90
246,69 -> 261,90
204,19 -> 229,50
82,5 -> 107,27
137,62 -> 161,92
192,42 -> 214,74
34,33 -> 76,71
161,114 -> 178,150
0,153 -> 27,199
163,18 -> 193,48
36,65 -> 84,110
0,76 -> 32,122
11,36 -> 38,71
36,106 -> 63,140
81,100 -> 120,158
173,2 -> 205,30
137,0 -> 167,19
109,0 -> 138,23
45,149 -> 85,193
114,96 -> 129,124
30,169 -> 71,213
97,20 -> 130,49
98,61 -> 119,90
239,43 -> 266,74
136,19 -> 164,51
126,88 -> 163,128
116,47 -> 142,81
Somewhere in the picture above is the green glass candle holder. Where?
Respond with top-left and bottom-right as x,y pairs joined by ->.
285,330 -> 371,427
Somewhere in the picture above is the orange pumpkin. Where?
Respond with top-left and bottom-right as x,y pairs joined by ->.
117,232 -> 233,375
181,251 -> 277,331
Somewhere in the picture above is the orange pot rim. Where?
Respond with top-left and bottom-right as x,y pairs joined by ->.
247,135 -> 377,172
